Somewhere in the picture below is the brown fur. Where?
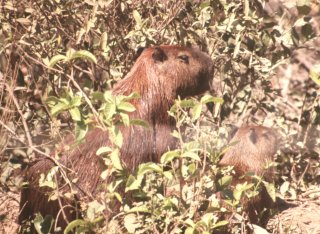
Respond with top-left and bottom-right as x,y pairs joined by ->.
219,126 -> 278,226
19,45 -> 213,232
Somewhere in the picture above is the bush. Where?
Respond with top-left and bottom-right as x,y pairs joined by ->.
0,0 -> 319,233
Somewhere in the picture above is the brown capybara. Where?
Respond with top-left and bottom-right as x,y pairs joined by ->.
19,45 -> 214,232
218,125 -> 279,226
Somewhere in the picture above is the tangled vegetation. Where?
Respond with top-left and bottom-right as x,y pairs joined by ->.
0,0 -> 319,233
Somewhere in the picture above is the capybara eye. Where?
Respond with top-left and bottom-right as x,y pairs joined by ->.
178,55 -> 189,64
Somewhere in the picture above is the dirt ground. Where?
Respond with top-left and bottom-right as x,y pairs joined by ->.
0,188 -> 19,234
268,186 -> 320,234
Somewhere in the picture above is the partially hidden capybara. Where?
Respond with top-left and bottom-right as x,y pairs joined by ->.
218,125 -> 279,226
19,45 -> 214,232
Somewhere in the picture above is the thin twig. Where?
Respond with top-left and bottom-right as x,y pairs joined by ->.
5,83 -> 33,148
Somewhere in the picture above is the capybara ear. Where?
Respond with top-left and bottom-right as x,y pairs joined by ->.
152,47 -> 168,62
133,46 -> 146,61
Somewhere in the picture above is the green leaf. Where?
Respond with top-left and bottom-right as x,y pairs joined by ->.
179,99 -> 196,108
163,171 -> 173,180
92,91 -> 105,102
104,102 -> 117,119
120,112 -> 130,126
69,50 -> 97,64
129,119 -> 149,128
192,103 -> 202,121
137,162 -> 162,175
125,174 -> 143,192
133,10 -> 142,25
109,148 -> 123,170
96,146 -> 113,155
218,175 -> 232,188
263,181 -> 276,202
87,200 -> 105,221
185,227 -> 195,234
50,102 -> 69,116
185,218 -> 196,228
70,96 -> 82,107
46,96 -> 60,105
49,54 -> 67,67
160,150 -> 181,164
310,65 -> 320,86
200,95 -> 224,104
118,101 -> 136,112
124,213 -> 139,233
34,214 -> 54,234
110,127 -> 123,148
188,163 -> 197,175
103,91 -> 113,102
181,151 -> 201,161
234,182 -> 253,201
212,220 -> 229,229
64,219 -> 88,234
126,205 -> 150,214
39,166 -> 59,189
69,107 -> 81,121
233,188 -> 243,201
122,92 -> 140,101
75,121 -> 88,142
280,181 -> 290,195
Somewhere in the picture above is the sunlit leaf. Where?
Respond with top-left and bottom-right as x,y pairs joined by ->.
137,162 -> 162,175
74,121 -> 88,142
49,54 -> 67,67
130,119 -> 149,128
133,10 -> 142,25
69,107 -> 81,121
39,166 -> 58,189
70,50 -> 97,64
200,95 -> 224,104
263,181 -> 276,202
160,150 -> 181,164
34,213 -> 54,234
64,219 -> 88,234
192,103 -> 202,121
118,102 -> 136,112
96,146 -> 113,155
181,151 -> 201,161
125,174 -> 143,191
109,148 -> 123,170
87,200 -> 105,221
310,65 -> 320,86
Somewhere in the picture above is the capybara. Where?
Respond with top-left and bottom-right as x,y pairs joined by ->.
19,45 -> 214,232
218,125 -> 279,226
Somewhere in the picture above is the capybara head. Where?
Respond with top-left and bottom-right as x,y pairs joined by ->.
219,126 -> 278,178
113,45 -> 214,101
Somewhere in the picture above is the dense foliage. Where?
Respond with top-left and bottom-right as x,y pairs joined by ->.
0,0 -> 319,233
